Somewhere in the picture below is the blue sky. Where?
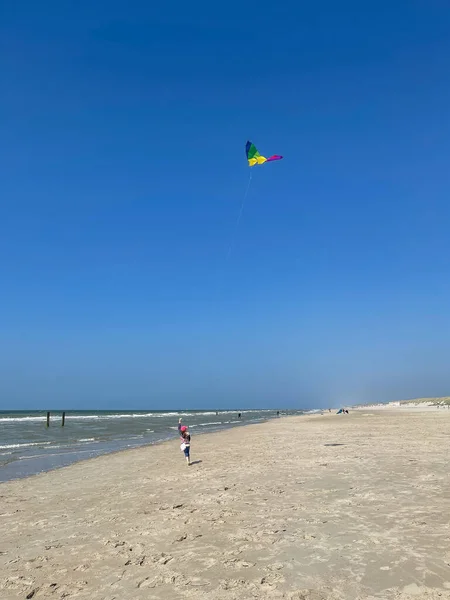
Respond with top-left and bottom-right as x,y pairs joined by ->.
2,1 -> 450,409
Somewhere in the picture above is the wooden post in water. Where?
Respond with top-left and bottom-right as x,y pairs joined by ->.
61,412 -> 66,427
46,412 -> 50,427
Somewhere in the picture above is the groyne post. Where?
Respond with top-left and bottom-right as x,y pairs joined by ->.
61,412 -> 66,427
46,412 -> 50,427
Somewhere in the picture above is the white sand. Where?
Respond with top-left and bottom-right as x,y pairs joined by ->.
1,411 -> 450,599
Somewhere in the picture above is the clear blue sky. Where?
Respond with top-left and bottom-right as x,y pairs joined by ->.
2,1 -> 450,410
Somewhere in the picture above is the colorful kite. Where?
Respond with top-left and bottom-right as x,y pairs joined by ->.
228,141 -> 283,257
245,141 -> 283,167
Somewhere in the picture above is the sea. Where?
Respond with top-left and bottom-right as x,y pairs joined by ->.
0,409 -> 307,483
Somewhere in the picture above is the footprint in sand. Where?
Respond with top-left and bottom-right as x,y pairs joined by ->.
220,578 -> 255,591
124,555 -> 146,566
223,558 -> 255,568
260,572 -> 285,587
149,552 -> 173,565
137,575 -> 163,589
74,563 -> 90,571
284,591 -> 330,600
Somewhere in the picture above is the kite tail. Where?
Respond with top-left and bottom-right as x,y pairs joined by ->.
227,171 -> 252,259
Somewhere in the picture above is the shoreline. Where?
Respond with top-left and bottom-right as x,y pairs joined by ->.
0,410 -> 303,484
2,404 -> 440,485
0,413 -> 292,486
3,413 -> 327,486
2,410 -> 450,599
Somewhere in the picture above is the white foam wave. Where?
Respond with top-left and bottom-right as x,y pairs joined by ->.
0,416 -> 47,423
0,442 -> 52,450
0,410 -> 266,423
67,413 -> 160,420
153,412 -> 181,417
18,449 -> 96,461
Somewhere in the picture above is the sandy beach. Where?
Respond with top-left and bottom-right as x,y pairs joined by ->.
1,410 -> 450,600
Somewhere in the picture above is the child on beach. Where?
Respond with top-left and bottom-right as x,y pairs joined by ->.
178,418 -> 191,466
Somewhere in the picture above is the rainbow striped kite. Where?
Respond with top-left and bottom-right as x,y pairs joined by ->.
245,141 -> 283,167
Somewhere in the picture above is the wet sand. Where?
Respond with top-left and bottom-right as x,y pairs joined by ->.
1,410 -> 450,599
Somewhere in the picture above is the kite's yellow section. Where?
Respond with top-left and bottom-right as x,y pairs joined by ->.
248,156 -> 268,167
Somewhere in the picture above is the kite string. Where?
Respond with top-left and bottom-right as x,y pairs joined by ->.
227,170 -> 252,258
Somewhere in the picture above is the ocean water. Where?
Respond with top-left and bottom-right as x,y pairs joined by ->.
0,409 -> 305,482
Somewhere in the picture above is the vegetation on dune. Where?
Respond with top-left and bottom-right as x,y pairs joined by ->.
399,397 -> 450,406
354,397 -> 450,407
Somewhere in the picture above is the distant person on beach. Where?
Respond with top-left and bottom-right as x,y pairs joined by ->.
238,413 -> 241,419
178,418 -> 191,466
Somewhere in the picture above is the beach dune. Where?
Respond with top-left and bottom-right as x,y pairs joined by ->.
1,410 -> 450,599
